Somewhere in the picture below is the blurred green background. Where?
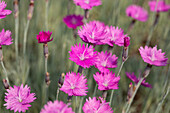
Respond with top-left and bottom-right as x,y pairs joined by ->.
0,0 -> 169,113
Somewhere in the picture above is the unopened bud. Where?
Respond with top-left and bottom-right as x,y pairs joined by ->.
43,44 -> 49,59
84,9 -> 89,20
58,73 -> 65,88
124,37 -> 130,47
67,96 -> 72,102
127,83 -> 135,102
142,64 -> 152,78
3,79 -> 9,89
27,0 -> 34,20
122,37 -> 130,62
77,66 -> 83,74
13,0 -> 19,18
102,90 -> 107,100
45,72 -> 50,86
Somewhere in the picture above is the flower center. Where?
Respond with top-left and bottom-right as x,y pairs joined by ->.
101,62 -> 106,67
103,83 -> 108,87
84,0 -> 90,4
70,85 -> 75,89
80,55 -> 85,60
91,32 -> 95,39
18,97 -> 22,102
150,51 -> 156,61
71,18 -> 77,24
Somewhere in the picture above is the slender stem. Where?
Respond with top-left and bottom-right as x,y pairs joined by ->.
1,61 -> 10,86
23,20 -> 30,55
109,90 -> 115,105
56,87 -> 60,100
45,57 -> 48,73
93,84 -> 97,97
117,61 -> 125,77
45,0 -> 49,31
15,17 -> 19,61
78,97 -> 84,113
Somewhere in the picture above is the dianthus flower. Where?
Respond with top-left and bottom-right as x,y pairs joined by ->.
0,29 -> 13,48
73,0 -> 102,10
36,31 -> 53,44
63,14 -> 84,29
69,43 -> 98,68
126,5 -> 148,22
139,45 -> 168,66
60,72 -> 88,96
148,0 -> 170,12
126,72 -> 152,88
83,97 -> 113,113
93,71 -> 120,90
4,84 -> 36,113
40,100 -> 74,113
0,0 -> 12,19
95,51 -> 118,72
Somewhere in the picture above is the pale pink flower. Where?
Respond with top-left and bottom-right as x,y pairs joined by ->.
148,1 -> 170,12
95,51 -> 118,72
93,71 -> 120,90
126,5 -> 148,22
60,72 -> 88,96
40,100 -> 74,113
63,14 -> 84,29
0,0 -> 12,19
139,45 -> 168,66
4,84 -> 36,113
83,97 -> 113,113
69,43 -> 98,68
36,31 -> 53,44
73,0 -> 102,10
0,29 -> 13,48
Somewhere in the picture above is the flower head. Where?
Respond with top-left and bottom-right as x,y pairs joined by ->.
139,45 -> 168,66
60,72 -> 88,96
0,29 -> 13,48
4,84 -> 36,113
73,0 -> 102,10
69,43 -> 98,68
126,72 -> 152,88
63,14 -> 84,29
40,100 -> 74,113
93,71 -> 120,90
36,31 -> 53,44
148,1 -> 170,12
0,0 -> 12,19
126,5 -> 148,22
95,51 -> 118,72
78,21 -> 108,45
124,37 -> 130,47
83,97 -> 113,113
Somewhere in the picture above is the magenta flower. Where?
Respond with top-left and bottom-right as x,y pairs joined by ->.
83,97 -> 113,113
69,43 -> 98,68
126,5 -> 148,22
60,72 -> 88,96
78,21 -> 108,45
148,1 -> 170,12
73,0 -> 102,10
63,14 -> 84,29
95,51 -> 118,72
0,0 -> 12,19
124,37 -> 130,47
4,84 -> 36,113
139,45 -> 168,66
93,71 -> 120,90
0,29 -> 13,48
126,72 -> 152,88
40,100 -> 74,113
36,31 -> 53,44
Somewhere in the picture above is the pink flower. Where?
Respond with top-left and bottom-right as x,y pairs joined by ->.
124,37 -> 130,47
78,21 -> 107,45
0,0 -> 12,19
83,97 -> 113,113
93,71 -> 120,90
69,43 -> 98,68
139,45 -> 168,66
105,26 -> 128,47
126,72 -> 152,88
63,14 -> 84,29
126,5 -> 148,22
60,72 -> 88,96
95,51 -> 118,72
0,29 -> 13,48
36,31 -> 53,44
40,100 -> 74,113
73,0 -> 102,10
4,84 -> 36,113
148,1 -> 170,12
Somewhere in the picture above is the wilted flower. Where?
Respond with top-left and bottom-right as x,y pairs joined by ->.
126,5 -> 148,22
36,31 -> 53,44
78,21 -> 107,45
83,97 -> 113,113
69,43 -> 98,68
73,0 -> 102,10
126,72 -> 152,88
148,1 -> 170,12
93,71 -> 120,90
4,84 -> 36,113
40,100 -> 74,113
60,72 -> 88,96
63,14 -> 84,29
139,45 -> 168,66
0,0 -> 12,19
0,29 -> 13,48
95,51 -> 118,72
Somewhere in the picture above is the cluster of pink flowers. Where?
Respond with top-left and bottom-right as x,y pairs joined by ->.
0,0 -> 12,19
148,0 -> 170,12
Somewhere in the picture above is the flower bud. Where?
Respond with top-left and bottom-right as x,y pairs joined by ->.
58,73 -> 65,88
27,0 -> 34,20
127,83 -> 135,102
3,79 -> 9,89
13,0 -> 19,18
43,44 -> 49,59
45,72 -> 50,86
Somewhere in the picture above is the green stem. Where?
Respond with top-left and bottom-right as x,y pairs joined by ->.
15,17 -> 19,61
45,0 -> 49,31
78,97 -> 84,113
93,84 -> 97,97
1,61 -> 10,86
56,87 -> 60,100
23,20 -> 30,55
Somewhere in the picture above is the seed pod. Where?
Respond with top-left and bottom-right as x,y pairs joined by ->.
13,0 -> 19,18
27,0 -> 34,20
58,73 -> 65,88
84,9 -> 89,20
3,79 -> 9,89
